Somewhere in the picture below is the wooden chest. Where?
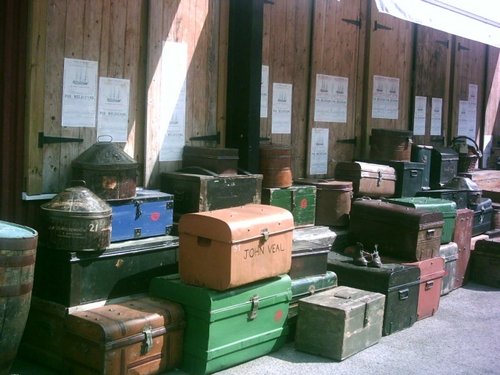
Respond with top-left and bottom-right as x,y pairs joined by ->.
178,204 -> 294,291
33,235 -> 179,307
295,286 -> 385,361
439,242 -> 459,295
294,178 -> 353,226
384,196 -> 457,244
349,199 -> 444,261
64,296 -> 184,374
108,189 -> 174,242
261,185 -> 316,227
182,146 -> 239,175
469,238 -> 500,288
327,252 -> 420,336
335,161 -> 396,198
160,169 -> 262,220
149,274 -> 291,375
369,128 -> 413,161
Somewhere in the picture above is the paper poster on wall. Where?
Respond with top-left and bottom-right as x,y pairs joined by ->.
260,65 -> 269,118
62,58 -> 98,127
413,96 -> 427,135
371,75 -> 399,120
159,41 -> 187,162
309,128 -> 329,175
457,100 -> 476,139
468,83 -> 478,104
271,83 -> 292,134
430,97 -> 443,135
97,77 -> 130,142
313,74 -> 348,123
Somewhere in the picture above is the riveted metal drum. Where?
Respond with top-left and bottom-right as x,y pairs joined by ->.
0,221 -> 38,374
41,186 -> 112,251
72,138 -> 138,200
260,144 -> 293,188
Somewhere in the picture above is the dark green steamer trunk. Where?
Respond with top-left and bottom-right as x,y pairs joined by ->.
411,144 -> 433,191
327,252 -> 420,336
160,170 -> 263,221
469,238 -> 500,288
430,147 -> 459,188
149,274 -> 291,375
33,235 -> 179,307
261,185 -> 316,227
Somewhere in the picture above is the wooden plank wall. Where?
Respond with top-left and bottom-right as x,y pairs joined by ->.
306,0 -> 365,176
260,0 -> 312,179
145,0 -> 227,188
362,0 -> 414,156
449,37 -> 487,143
25,0 -> 147,194
412,27 -> 452,145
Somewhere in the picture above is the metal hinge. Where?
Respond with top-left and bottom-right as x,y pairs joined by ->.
337,137 -> 357,145
38,132 -> 83,148
458,42 -> 470,51
342,18 -> 361,28
374,21 -> 392,31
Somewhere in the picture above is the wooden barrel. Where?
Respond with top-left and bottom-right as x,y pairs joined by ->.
259,144 -> 293,188
0,220 -> 38,375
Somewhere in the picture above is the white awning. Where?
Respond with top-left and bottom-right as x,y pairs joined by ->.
374,0 -> 500,48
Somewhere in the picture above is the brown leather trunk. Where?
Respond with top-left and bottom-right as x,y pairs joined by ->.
452,208 -> 473,288
349,199 -> 444,261
370,128 -> 413,162
335,161 -> 396,198
63,296 -> 184,375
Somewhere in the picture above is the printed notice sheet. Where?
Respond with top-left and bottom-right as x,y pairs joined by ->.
261,65 -> 269,118
97,77 -> 130,142
458,100 -> 476,139
431,97 -> 443,135
371,75 -> 399,120
468,84 -> 478,104
413,96 -> 427,135
272,83 -> 292,134
159,41 -> 187,162
314,74 -> 348,123
62,58 -> 98,127
309,128 -> 329,175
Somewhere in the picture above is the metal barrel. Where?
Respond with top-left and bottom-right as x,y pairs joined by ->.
259,144 -> 293,188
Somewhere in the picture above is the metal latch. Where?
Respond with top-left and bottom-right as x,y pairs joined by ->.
426,229 -> 436,240
479,207 -> 485,223
135,201 -> 143,219
425,280 -> 434,291
376,170 -> 382,187
261,228 -> 270,241
248,295 -> 259,320
399,288 -> 409,300
141,326 -> 153,354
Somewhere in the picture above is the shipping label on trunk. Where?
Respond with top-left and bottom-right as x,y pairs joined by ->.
178,204 -> 294,291
295,286 -> 385,361
63,296 -> 185,375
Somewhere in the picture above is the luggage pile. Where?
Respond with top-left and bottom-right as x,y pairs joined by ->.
17,141 -> 499,374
